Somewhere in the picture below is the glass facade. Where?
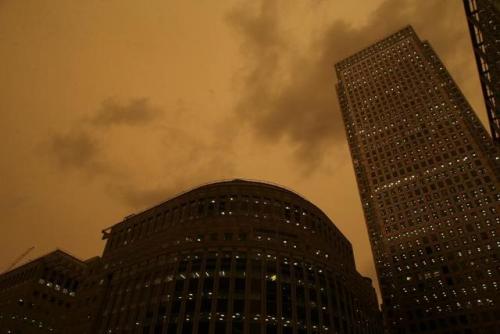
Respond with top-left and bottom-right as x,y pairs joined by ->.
93,180 -> 382,333
336,26 -> 500,333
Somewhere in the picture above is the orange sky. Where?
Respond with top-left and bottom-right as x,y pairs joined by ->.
0,0 -> 487,301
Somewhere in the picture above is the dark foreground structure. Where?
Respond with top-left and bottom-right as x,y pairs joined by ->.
0,180 -> 383,334
92,180 -> 382,334
336,26 -> 500,333
0,250 -> 93,333
463,0 -> 500,143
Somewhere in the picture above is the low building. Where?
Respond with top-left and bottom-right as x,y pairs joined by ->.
0,250 -> 89,333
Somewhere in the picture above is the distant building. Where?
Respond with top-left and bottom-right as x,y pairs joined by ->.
463,0 -> 500,143
0,250 -> 90,333
92,179 -> 382,334
336,26 -> 500,333
65,256 -> 106,334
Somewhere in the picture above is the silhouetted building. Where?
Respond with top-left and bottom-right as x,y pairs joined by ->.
336,26 -> 500,333
463,0 -> 500,143
0,250 -> 90,333
92,179 -> 382,334
65,256 -> 106,333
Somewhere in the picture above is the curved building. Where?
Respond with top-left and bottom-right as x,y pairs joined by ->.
89,180 -> 382,334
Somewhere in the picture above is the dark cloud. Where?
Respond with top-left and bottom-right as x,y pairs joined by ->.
47,97 -> 235,209
105,160 -> 236,210
110,129 -> 236,209
90,98 -> 161,127
228,0 -> 472,171
49,130 -> 101,171
48,97 -> 160,175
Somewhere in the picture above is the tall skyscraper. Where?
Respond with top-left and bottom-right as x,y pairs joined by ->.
335,26 -> 500,333
463,0 -> 500,143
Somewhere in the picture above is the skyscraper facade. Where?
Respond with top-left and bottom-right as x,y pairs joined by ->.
463,0 -> 500,143
91,180 -> 382,334
335,26 -> 500,333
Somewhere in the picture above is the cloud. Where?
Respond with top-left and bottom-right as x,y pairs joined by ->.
49,130 -> 101,171
227,0 -> 473,171
111,125 -> 236,209
89,98 -> 161,127
106,183 -> 178,209
104,154 -> 236,210
48,97 -> 161,176
47,97 -> 235,209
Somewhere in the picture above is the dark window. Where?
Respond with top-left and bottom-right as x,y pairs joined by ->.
188,279 -> 198,293
198,321 -> 209,333
235,278 -> 246,292
191,259 -> 202,271
171,300 -> 181,315
232,321 -> 243,334
266,281 -> 277,316
219,277 -> 230,293
311,308 -> 319,325
175,280 -> 184,292
282,283 -> 292,318
235,258 -> 246,272
185,299 -> 195,314
250,300 -> 260,314
208,201 -> 215,216
200,298 -> 212,313
203,277 -> 214,293
249,323 -> 260,334
154,324 -> 163,334
251,260 -> 261,276
206,258 -> 216,271
167,323 -> 177,334
266,324 -> 278,334
221,258 -> 231,271
297,305 -> 306,322
178,260 -> 188,273
251,279 -> 261,295
215,321 -> 226,333
181,321 -> 192,334
217,298 -> 228,312
233,299 -> 245,314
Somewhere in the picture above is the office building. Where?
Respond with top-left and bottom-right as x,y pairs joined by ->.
0,250 -> 91,333
336,26 -> 500,333
92,179 -> 382,334
65,256 -> 106,333
463,0 -> 500,143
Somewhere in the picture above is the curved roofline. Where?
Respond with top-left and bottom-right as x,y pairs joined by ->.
127,178 -> 316,216
101,178 -> 354,263
104,178 -> 341,236
193,178 -> 312,201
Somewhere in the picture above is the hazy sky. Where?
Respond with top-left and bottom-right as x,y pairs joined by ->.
0,0 -> 487,300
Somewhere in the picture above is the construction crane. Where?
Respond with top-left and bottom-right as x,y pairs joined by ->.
3,246 -> 35,273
